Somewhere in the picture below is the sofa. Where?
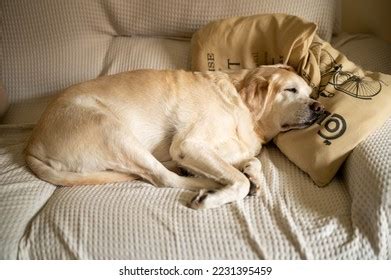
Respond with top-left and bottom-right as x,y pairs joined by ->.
1,0 -> 390,259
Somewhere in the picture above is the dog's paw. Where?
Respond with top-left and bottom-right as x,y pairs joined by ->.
243,174 -> 262,196
189,189 -> 219,210
242,158 -> 262,174
242,159 -> 262,196
248,179 -> 260,196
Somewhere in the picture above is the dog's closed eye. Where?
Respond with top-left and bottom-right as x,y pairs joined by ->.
285,88 -> 297,93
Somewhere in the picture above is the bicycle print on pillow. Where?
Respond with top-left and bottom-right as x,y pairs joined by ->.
314,43 -> 384,100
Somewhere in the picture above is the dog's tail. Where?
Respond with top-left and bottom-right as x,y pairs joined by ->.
25,154 -> 137,186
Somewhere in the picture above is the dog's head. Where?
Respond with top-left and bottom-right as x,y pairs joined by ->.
239,65 -> 324,138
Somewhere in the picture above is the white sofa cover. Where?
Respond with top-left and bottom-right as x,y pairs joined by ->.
0,0 -> 389,259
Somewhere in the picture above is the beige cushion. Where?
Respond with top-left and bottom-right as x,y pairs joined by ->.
191,14 -> 391,186
276,37 -> 391,185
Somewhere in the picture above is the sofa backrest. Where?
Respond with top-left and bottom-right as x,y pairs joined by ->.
1,0 -> 340,104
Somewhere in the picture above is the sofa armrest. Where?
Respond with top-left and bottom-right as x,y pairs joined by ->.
332,33 -> 391,74
331,33 -> 390,258
341,118 -> 390,258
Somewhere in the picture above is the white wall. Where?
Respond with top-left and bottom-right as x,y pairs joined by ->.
341,0 -> 391,42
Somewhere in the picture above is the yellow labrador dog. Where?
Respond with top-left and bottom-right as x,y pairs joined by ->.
25,65 -> 324,209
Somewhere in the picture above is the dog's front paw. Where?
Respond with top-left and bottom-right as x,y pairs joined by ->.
189,189 -> 219,210
247,179 -> 260,196
242,159 -> 262,196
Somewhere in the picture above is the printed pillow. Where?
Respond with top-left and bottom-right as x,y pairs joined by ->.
191,14 -> 391,186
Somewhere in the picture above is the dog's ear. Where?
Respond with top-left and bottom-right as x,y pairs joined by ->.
276,64 -> 295,72
239,76 -> 270,119
260,64 -> 296,72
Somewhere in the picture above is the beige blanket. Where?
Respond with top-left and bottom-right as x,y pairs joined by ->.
2,123 -> 389,259
191,14 -> 391,186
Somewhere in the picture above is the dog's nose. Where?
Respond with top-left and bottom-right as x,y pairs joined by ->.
309,101 -> 325,113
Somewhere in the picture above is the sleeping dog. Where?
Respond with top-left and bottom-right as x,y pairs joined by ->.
25,65 -> 324,209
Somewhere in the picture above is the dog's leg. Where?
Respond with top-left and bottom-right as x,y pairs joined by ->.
170,139 -> 251,209
100,126 -> 221,191
122,151 -> 221,191
161,160 -> 192,176
116,145 -> 220,191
